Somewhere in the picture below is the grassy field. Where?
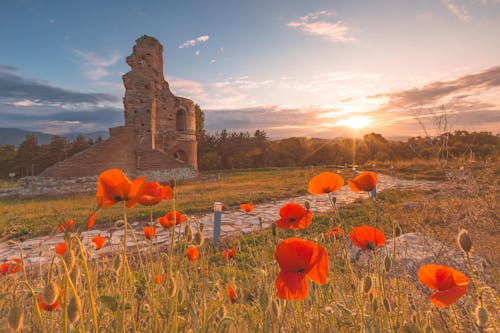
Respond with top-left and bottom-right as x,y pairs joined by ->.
0,160 -> 476,240
0,160 -> 498,332
0,161 -> 497,332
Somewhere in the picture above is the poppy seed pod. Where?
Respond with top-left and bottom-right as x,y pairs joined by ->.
363,276 -> 372,293
68,297 -> 81,324
43,282 -> 61,305
457,229 -> 472,252
8,304 -> 24,332
384,255 -> 392,273
475,306 -> 488,328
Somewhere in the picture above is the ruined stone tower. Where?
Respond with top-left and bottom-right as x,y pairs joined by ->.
122,35 -> 197,170
39,35 -> 198,183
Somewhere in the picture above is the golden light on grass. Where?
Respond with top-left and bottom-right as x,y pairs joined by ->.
337,115 -> 372,129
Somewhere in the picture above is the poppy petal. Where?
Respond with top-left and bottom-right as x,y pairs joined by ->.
305,245 -> 329,285
430,285 -> 468,307
348,171 -> 377,193
308,172 -> 344,194
275,238 -> 316,273
349,226 -> 385,250
275,270 -> 308,300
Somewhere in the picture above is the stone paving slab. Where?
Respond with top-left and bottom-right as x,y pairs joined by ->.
1,174 -> 439,267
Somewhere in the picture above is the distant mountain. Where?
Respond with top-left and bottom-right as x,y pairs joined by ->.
0,128 -> 109,146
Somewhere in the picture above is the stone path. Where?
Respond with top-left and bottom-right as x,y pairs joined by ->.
1,174 -> 439,267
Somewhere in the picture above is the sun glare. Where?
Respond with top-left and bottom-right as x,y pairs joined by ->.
337,116 -> 371,129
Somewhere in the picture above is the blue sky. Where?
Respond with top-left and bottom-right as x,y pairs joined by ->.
1,0 -> 499,138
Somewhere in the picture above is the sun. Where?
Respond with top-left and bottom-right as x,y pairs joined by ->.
337,116 -> 372,129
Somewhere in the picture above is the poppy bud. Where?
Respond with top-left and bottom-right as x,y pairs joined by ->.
43,282 -> 61,305
383,297 -> 391,312
8,304 -> 24,332
68,297 -> 81,324
363,276 -> 372,293
384,255 -> 391,273
394,224 -> 402,237
168,178 -> 176,189
184,224 -> 193,242
457,229 -> 472,253
194,231 -> 205,246
64,249 -> 76,272
113,254 -> 123,272
475,306 -> 488,328
371,299 -> 378,312
304,201 -> 310,210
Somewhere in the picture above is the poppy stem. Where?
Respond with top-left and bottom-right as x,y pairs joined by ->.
277,301 -> 289,333
465,252 -> 483,306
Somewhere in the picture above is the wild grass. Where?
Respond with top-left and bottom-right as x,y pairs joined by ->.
0,162 -> 464,240
0,162 -> 498,332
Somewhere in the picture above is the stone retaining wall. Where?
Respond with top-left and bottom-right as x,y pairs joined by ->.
2,167 -> 198,198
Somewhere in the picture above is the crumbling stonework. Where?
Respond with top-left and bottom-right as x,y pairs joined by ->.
34,35 -> 197,189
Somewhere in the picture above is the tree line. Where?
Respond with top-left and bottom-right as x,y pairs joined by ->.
197,130 -> 499,171
0,135 -> 103,178
0,121 -> 498,178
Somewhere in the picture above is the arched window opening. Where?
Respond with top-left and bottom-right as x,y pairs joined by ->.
173,150 -> 187,163
176,109 -> 186,132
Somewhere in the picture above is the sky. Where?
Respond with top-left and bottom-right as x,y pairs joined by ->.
0,0 -> 499,139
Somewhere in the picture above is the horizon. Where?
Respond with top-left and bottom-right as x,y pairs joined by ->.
1,0 -> 500,139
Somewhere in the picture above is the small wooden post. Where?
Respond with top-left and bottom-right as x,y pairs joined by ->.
213,202 -> 222,246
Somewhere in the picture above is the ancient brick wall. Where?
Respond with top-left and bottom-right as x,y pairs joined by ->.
40,126 -> 136,177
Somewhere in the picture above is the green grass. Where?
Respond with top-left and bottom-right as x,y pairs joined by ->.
1,185 -> 497,332
0,167 -> 353,240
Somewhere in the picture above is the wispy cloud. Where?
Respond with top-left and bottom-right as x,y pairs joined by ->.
0,65 -> 18,71
371,66 -> 500,108
179,35 -> 210,49
0,70 -> 119,106
288,10 -> 354,42
442,0 -> 471,22
71,49 -> 121,80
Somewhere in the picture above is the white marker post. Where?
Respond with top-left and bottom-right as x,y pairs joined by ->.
213,202 -> 222,246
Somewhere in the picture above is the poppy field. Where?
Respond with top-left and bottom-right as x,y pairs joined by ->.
0,163 -> 498,332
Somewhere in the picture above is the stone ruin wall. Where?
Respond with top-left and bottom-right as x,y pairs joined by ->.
12,36 -> 198,198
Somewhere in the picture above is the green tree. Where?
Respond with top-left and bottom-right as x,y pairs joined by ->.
16,135 -> 40,176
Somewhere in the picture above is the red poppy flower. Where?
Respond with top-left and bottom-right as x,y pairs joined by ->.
418,264 -> 470,307
348,171 -> 377,192
96,169 -> 145,208
133,181 -> 173,206
144,226 -> 157,240
186,247 -> 200,262
349,226 -> 385,250
324,227 -> 345,239
227,284 -> 238,304
154,275 -> 166,284
308,172 -> 344,194
240,202 -> 254,213
55,242 -> 67,256
58,220 -> 76,233
38,300 -> 61,311
92,235 -> 106,250
86,212 -> 97,229
222,246 -> 237,259
157,211 -> 187,228
274,238 -> 329,300
0,258 -> 23,275
275,203 -> 313,231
